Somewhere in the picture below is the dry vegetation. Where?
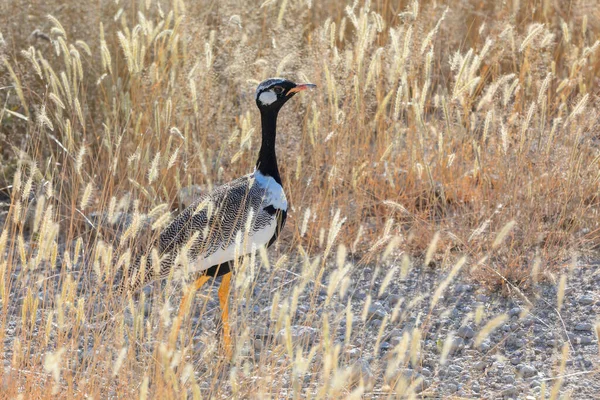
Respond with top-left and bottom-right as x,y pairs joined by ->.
1,0 -> 599,398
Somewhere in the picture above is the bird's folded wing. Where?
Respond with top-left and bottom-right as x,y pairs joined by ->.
156,174 -> 270,274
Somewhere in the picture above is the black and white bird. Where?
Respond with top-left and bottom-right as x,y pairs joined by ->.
120,78 -> 315,352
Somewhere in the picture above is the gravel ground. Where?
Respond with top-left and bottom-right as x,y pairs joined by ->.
155,254 -> 600,399
2,212 -> 599,399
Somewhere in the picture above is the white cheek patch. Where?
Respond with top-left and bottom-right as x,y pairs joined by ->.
258,90 -> 278,106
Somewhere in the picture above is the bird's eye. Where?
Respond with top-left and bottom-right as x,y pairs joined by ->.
273,86 -> 284,95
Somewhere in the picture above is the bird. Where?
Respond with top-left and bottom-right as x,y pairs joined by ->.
119,78 -> 316,354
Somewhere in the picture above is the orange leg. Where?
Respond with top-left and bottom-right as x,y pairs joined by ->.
169,275 -> 211,346
218,272 -> 233,357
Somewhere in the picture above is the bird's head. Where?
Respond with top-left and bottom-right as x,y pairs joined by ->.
255,78 -> 316,112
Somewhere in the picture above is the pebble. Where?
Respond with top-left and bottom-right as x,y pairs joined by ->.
345,348 -> 360,358
447,365 -> 463,376
379,341 -> 392,351
458,325 -> 475,339
369,319 -> 383,329
506,336 -> 525,349
492,361 -> 506,370
450,337 -> 465,354
509,307 -> 521,317
353,291 -> 367,300
518,364 -> 537,378
574,322 -> 593,331
254,326 -> 270,338
297,305 -> 308,314
474,361 -> 487,371
454,284 -> 473,293
387,294 -> 402,307
445,383 -> 458,393
276,326 -> 318,346
353,358 -> 374,386
386,368 -> 428,392
478,341 -> 491,352
580,336 -> 593,345
502,385 -> 518,397
367,302 -> 388,320
390,336 -> 402,346
522,316 -> 535,327
578,294 -> 595,305
476,294 -> 489,302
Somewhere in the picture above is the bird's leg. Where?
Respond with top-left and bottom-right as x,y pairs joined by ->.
218,272 -> 233,357
169,275 -> 211,346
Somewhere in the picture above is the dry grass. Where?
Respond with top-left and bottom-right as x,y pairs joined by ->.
0,0 -> 599,397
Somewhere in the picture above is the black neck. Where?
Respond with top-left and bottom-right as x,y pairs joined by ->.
256,109 -> 282,184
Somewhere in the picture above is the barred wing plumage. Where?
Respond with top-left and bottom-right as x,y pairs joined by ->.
122,172 -> 286,292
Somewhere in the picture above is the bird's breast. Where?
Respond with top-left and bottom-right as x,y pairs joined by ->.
192,214 -> 277,273
254,171 -> 287,211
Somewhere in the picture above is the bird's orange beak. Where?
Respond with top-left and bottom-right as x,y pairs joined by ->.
287,83 -> 317,95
